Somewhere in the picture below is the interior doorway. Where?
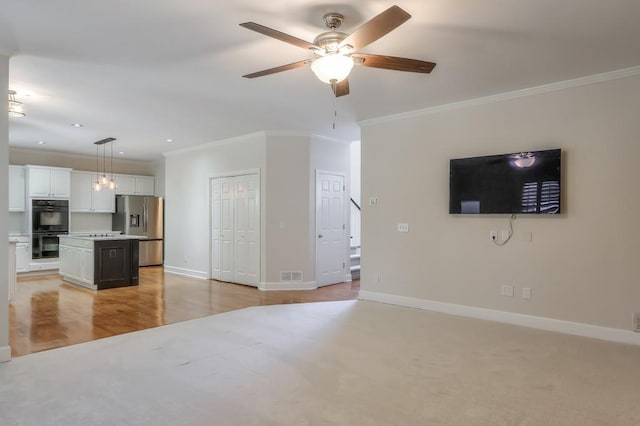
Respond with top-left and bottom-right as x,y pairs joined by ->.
210,172 -> 260,287
315,170 -> 347,287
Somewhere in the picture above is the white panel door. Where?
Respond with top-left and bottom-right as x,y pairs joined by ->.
233,174 -> 259,286
244,174 -> 260,286
220,177 -> 235,283
210,173 -> 260,286
210,179 -> 222,280
316,172 -> 346,286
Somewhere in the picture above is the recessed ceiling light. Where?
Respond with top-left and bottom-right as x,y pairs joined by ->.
166,138 -> 174,142
71,123 -> 83,128
37,141 -> 45,145
118,151 -> 125,155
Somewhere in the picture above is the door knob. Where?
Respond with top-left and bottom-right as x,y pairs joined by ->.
318,234 -> 323,238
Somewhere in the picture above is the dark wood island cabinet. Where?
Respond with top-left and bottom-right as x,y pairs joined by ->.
59,236 -> 140,290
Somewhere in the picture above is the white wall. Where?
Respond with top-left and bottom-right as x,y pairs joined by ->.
150,158 -> 165,197
70,213 -> 112,232
0,54 -> 10,361
264,134 -> 311,283
350,140 -> 361,206
163,131 -> 351,286
360,71 -> 640,331
164,133 -> 267,278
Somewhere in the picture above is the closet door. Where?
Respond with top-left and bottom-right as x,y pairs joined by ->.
210,179 -> 222,280
210,173 -> 260,286
234,174 -> 259,286
219,177 -> 235,282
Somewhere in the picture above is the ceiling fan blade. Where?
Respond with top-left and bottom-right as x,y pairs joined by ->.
352,53 -> 436,73
339,5 -> 411,52
243,59 -> 311,79
331,79 -> 350,97
240,22 -> 317,51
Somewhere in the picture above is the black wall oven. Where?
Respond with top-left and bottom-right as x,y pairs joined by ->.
32,199 -> 69,259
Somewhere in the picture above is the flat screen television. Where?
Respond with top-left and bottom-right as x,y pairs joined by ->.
449,149 -> 561,214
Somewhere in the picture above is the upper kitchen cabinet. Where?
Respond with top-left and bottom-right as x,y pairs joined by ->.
26,165 -> 71,198
70,171 -> 115,213
115,174 -> 155,196
9,165 -> 25,211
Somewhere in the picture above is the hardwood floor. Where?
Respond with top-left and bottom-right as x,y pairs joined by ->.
9,267 -> 360,357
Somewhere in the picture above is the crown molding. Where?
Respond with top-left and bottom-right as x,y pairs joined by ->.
359,65 -> 640,128
162,131 -> 267,157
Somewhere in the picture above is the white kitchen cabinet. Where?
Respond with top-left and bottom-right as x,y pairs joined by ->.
9,165 -> 26,212
14,237 -> 30,273
115,174 -> 155,196
134,176 -> 155,195
70,171 -> 115,213
8,241 -> 16,301
60,244 -> 94,285
26,165 -> 71,198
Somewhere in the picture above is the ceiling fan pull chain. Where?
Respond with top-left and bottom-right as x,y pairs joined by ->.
333,90 -> 337,130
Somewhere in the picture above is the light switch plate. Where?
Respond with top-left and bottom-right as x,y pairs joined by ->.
397,223 -> 409,232
522,287 -> 532,300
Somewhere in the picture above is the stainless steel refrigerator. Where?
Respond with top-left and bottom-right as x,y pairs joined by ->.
112,195 -> 164,266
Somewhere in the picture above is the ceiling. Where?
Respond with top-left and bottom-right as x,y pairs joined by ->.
2,0 -> 640,161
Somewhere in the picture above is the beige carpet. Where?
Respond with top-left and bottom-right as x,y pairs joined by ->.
1,300 -> 640,425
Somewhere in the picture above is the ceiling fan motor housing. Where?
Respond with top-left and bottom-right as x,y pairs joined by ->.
313,31 -> 349,54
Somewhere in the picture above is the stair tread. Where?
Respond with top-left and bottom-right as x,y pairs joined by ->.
350,253 -> 361,260
350,265 -> 360,272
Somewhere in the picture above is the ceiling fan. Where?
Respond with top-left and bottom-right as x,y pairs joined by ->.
240,5 -> 436,97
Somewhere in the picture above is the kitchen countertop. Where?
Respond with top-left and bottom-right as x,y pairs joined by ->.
60,234 -> 148,242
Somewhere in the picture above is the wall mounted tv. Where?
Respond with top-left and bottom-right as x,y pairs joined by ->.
449,149 -> 561,214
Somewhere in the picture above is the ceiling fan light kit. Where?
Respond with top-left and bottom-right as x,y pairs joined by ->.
311,54 -> 354,84
240,5 -> 436,97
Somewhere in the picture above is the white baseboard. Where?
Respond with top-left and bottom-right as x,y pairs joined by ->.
359,291 -> 640,346
163,265 -> 208,280
259,281 -> 317,291
0,345 -> 11,363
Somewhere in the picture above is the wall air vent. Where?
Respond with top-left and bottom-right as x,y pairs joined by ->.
634,313 -> 640,333
280,271 -> 303,282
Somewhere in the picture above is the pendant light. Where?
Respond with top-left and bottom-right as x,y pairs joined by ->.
108,142 -> 116,190
8,90 -> 25,118
93,137 -> 117,191
94,144 -> 102,191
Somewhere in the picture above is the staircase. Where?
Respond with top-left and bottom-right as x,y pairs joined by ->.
350,245 -> 361,280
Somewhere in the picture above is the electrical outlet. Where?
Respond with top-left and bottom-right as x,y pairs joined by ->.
634,313 -> 640,333
489,230 -> 498,241
522,287 -> 532,300
369,197 -> 378,206
397,223 -> 409,232
501,285 -> 514,297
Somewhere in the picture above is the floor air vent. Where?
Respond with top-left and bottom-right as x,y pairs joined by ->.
280,271 -> 303,282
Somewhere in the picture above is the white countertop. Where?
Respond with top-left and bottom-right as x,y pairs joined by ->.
60,234 -> 147,242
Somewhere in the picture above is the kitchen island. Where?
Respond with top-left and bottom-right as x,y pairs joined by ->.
59,235 -> 140,290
